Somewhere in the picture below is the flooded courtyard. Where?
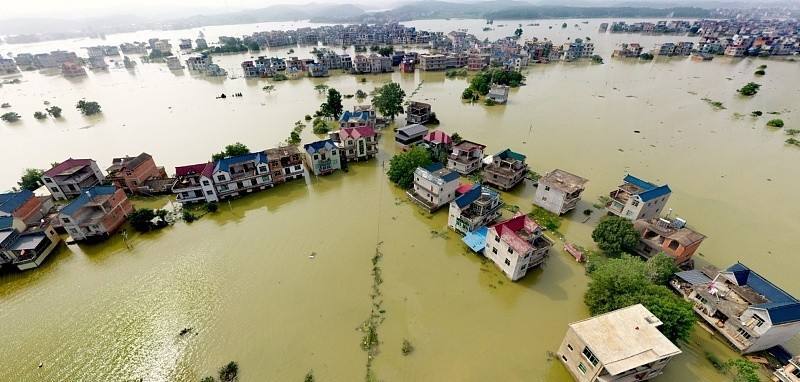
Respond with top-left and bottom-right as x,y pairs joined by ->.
0,18 -> 798,381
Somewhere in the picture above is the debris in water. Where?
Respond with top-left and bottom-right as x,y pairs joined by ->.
309,252 -> 317,259
38,362 -> 43,368
617,148 -> 624,152
79,125 -> 92,129
179,327 -> 193,336
633,130 -> 641,134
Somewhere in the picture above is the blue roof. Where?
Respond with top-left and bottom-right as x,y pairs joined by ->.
623,174 -> 657,191
215,152 -> 268,173
454,184 -> 481,208
0,190 -> 34,214
339,110 -> 370,123
60,186 -> 117,217
726,263 -> 800,325
423,162 -> 444,172
462,226 -> 488,253
441,171 -> 460,183
303,139 -> 335,154
0,216 -> 13,230
623,174 -> 671,202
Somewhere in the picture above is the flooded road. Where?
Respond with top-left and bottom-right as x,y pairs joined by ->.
0,19 -> 798,381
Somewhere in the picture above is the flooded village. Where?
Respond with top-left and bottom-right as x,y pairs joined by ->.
1,7 -> 800,382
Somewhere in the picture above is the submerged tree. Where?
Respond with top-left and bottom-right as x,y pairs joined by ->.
591,216 -> 640,258
212,142 -> 250,161
18,168 -> 45,191
34,111 -> 47,119
387,146 -> 431,188
76,99 -> 102,115
320,88 -> 343,119
1,112 -> 21,122
218,361 -> 239,382
46,105 -> 63,118
737,82 -> 761,96
371,82 -> 406,120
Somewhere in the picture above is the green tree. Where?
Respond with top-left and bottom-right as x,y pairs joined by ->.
378,46 -> 394,57
1,112 -> 21,122
76,99 -> 102,115
645,253 -> 679,285
639,52 -> 654,60
355,89 -> 368,99
200,377 -> 215,382
754,69 -> 765,76
591,55 -> 604,64
314,84 -> 329,94
737,82 -> 761,96
212,142 -> 250,161
514,27 -> 523,37
320,88 -> 343,119
450,133 -> 463,144
462,87 -> 478,101
288,131 -> 301,144
766,119 -> 784,128
726,359 -> 761,382
751,110 -> 763,117
34,111 -> 47,119
218,361 -> 239,382
18,168 -> 44,191
591,216 -> 640,257
206,201 -> 219,213
304,370 -> 315,382
46,105 -> 63,118
387,146 -> 431,188
129,209 -> 157,232
371,82 -> 406,120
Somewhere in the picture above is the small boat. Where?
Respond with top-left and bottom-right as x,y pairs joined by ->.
564,243 -> 585,262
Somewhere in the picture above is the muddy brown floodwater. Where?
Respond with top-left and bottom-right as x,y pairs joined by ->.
0,18 -> 798,381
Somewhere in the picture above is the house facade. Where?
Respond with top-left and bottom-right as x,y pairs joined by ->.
42,158 -> 105,200
606,174 -> 671,221
407,163 -> 460,212
105,152 -> 168,194
59,186 -> 133,242
447,140 -> 486,175
333,126 -> 378,162
264,146 -> 306,184
0,217 -> 61,271
487,85 -> 510,104
534,169 -> 588,215
672,263 -> 800,354
212,152 -> 272,199
632,216 -> 705,266
406,101 -> 432,125
774,356 -> 800,382
303,140 -> 342,176
447,184 -> 502,234
484,214 -> 553,281
557,304 -> 681,382
172,163 -> 219,204
0,190 -> 49,226
482,149 -> 527,190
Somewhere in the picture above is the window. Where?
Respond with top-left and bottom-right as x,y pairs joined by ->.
792,368 -> 800,378
753,315 -> 765,327
44,177 -> 53,184
202,180 -> 210,186
504,258 -> 511,266
582,347 -> 599,366
736,327 -> 751,340
508,247 -> 514,254
544,186 -> 550,191
61,218 -> 71,224
332,150 -> 337,155
577,363 -> 587,374
217,175 -> 225,181
567,344 -> 574,352
541,196 -> 547,201
494,235 -> 500,242
492,248 -> 498,254
314,154 -> 319,160
206,190 -> 213,195
561,355 -> 568,362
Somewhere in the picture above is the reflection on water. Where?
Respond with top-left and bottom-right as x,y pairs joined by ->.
0,18 -> 797,381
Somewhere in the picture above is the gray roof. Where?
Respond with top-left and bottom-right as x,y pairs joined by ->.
675,269 -> 712,285
397,124 -> 428,137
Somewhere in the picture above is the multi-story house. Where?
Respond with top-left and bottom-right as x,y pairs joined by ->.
419,54 -> 447,71
0,190 -> 50,226
307,63 -> 329,77
339,110 -> 374,129
0,58 -> 18,74
264,146 -> 305,184
0,216 -> 61,270
59,186 -> 133,242
557,304 -> 682,382
484,214 -> 553,281
352,55 -> 371,74
611,43 -> 644,58
467,53 -> 490,71
407,163 -> 460,212
395,124 -> 428,147
212,153 -> 272,199
448,184 -> 502,234
166,56 -> 183,70
105,152 -> 168,194
332,126 -> 378,162
186,55 -> 213,71
632,216 -> 705,266
369,54 -> 392,73
41,158 -> 105,201
172,163 -> 219,204
486,85 -> 509,104
774,356 -> 800,382
534,169 -> 588,215
605,174 -> 671,221
447,140 -> 486,175
421,130 -> 452,163
563,39 -> 594,61
61,62 -> 86,77
482,149 -> 527,190
406,101 -> 432,125
303,139 -> 342,176
672,263 -> 800,354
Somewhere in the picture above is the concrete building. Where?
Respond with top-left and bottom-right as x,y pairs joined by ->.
448,184 -> 502,234
264,146 -> 305,184
172,163 -> 219,204
303,139 -> 341,176
332,126 -> 378,162
42,159 -> 105,201
394,124 -> 428,147
166,56 -> 184,70
534,169 -> 588,215
212,152 -> 273,199
105,153 -> 169,195
486,85 -> 510,104
672,263 -> 800,353
0,216 -> 61,271
774,356 -> 800,382
605,175 -> 671,221
557,304 -> 681,382
61,62 -> 86,77
632,216 -> 705,266
186,55 -> 212,71
419,54 -> 447,71
0,58 -> 19,74
484,214 -> 553,281
482,149 -> 527,190
447,140 -> 486,175
0,190 -> 50,226
59,186 -> 133,242
406,101 -> 433,125
407,163 -> 460,212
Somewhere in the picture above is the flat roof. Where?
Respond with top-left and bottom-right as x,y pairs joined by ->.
569,304 -> 681,376
540,169 -> 588,193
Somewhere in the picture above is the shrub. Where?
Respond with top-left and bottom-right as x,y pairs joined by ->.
1,112 -> 21,122
401,339 -> 414,355
750,110 -> 762,117
34,111 -> 47,119
528,206 -> 561,231
46,106 -> 62,118
206,202 -> 219,213
737,82 -> 761,96
766,119 -> 784,128
182,210 -> 197,223
754,69 -> 765,76
218,361 -> 239,382
76,99 -> 102,115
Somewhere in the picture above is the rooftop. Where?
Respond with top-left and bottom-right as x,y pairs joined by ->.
174,163 -> 214,178
106,152 -> 152,174
0,190 -> 34,214
491,214 -> 542,255
304,139 -> 337,154
60,186 -> 118,218
621,174 -> 671,202
339,126 -> 376,140
453,140 -> 486,152
634,218 -> 705,247
420,162 -> 460,183
44,158 -> 94,178
569,304 -> 682,376
540,169 -> 588,193
423,130 -> 451,145
397,124 -> 428,137
215,152 -> 268,173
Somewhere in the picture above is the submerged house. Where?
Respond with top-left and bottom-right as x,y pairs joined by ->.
172,163 -> 218,204
632,216 -> 705,266
0,216 -> 61,271
339,109 -> 374,129
557,304 -> 681,382
0,190 -> 50,226
482,149 -> 527,190
105,152 -> 170,194
533,169 -> 588,215
303,139 -> 341,176
484,214 -> 553,281
671,263 -> 800,354
407,163 -> 460,212
447,184 -> 502,235
59,186 -> 133,242
606,175 -> 671,221
421,130 -> 452,163
406,101 -> 432,125
264,146 -> 305,184
212,152 -> 272,199
487,84 -> 510,104
395,124 -> 428,147
42,158 -> 105,201
331,126 -> 378,162
447,140 -> 486,175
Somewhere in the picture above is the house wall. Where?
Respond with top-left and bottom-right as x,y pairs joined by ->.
557,327 -> 604,382
99,189 -> 134,236
200,176 -> 219,202
484,227 -> 529,281
12,196 -> 45,225
447,203 -> 463,232
663,238 -> 702,265
623,195 -> 670,221
121,157 -> 162,191
533,185 -> 567,215
741,308 -> 800,353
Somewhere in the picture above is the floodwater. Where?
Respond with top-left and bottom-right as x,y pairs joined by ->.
1,18 -> 798,381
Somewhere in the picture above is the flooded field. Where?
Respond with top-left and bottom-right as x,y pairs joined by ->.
0,18 -> 798,381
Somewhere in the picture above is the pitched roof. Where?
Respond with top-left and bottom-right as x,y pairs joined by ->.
454,184 -> 482,208
107,152 -> 152,173
623,174 -> 670,202
60,186 -> 118,217
462,226 -> 488,253
340,126 -> 376,139
491,214 -> 541,254
725,263 -> 800,325
44,158 -> 94,177
623,174 -> 657,191
215,152 -> 268,173
0,216 -> 13,230
453,140 -> 486,151
495,149 -> 526,162
304,139 -> 336,154
397,124 -> 428,137
0,190 -> 34,214
423,130 -> 451,145
339,110 -> 371,123
175,163 -> 214,178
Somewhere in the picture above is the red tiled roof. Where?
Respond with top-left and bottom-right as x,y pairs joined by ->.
491,214 -> 541,255
423,130 -> 451,145
456,182 -> 474,195
175,163 -> 214,178
340,126 -> 376,139
44,158 -> 94,177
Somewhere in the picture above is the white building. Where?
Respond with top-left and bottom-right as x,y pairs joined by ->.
774,356 -> 800,382
533,169 -> 588,215
407,163 -> 460,212
605,174 -> 671,221
484,214 -> 553,281
557,304 -> 682,382
172,163 -> 219,204
447,184 -> 502,234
